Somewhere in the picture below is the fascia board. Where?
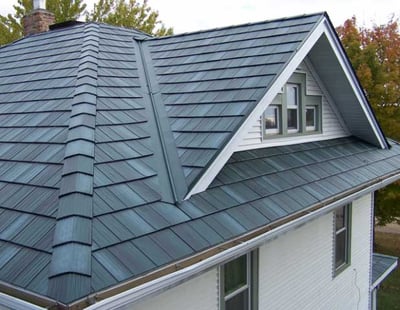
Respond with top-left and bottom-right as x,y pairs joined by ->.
321,19 -> 388,149
185,20 -> 326,198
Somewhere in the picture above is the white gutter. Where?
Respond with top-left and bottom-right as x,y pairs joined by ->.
86,172 -> 400,310
0,293 -> 45,310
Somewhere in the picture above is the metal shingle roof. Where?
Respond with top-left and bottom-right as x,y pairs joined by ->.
372,253 -> 398,289
0,13 -> 399,307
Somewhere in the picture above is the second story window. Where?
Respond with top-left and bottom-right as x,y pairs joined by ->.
334,204 -> 351,275
220,252 -> 258,310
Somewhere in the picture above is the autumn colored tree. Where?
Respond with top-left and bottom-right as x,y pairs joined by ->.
337,17 -> 400,140
337,17 -> 400,225
0,0 -> 172,46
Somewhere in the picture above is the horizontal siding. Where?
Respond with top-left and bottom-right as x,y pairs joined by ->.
132,269 -> 218,310
258,194 -> 372,310
239,61 -> 349,148
127,195 -> 372,310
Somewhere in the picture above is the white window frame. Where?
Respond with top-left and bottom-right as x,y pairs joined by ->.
286,83 -> 300,133
220,251 -> 258,310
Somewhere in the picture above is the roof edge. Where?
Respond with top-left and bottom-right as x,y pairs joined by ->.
3,165 -> 400,308
80,170 -> 400,309
321,16 -> 389,149
371,253 -> 398,289
0,281 -> 60,309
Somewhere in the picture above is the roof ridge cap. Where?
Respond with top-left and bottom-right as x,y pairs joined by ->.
47,23 -> 100,303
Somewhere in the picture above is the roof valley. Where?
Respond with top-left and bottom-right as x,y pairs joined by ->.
47,24 -> 100,303
134,40 -> 188,202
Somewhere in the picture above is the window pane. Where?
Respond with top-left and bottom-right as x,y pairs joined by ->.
226,290 -> 249,310
335,231 -> 346,268
335,206 -> 345,230
306,107 -> 316,129
265,106 -> 279,130
287,108 -> 298,130
286,84 -> 298,107
224,255 -> 247,295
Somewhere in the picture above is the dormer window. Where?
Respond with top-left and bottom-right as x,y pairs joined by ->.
286,83 -> 299,133
265,105 -> 280,134
263,73 -> 322,139
306,106 -> 317,131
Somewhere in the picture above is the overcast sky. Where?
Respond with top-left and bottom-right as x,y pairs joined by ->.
0,0 -> 398,33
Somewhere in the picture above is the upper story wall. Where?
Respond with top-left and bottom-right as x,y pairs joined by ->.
238,59 -> 349,150
259,193 -> 373,310
126,194 -> 373,310
132,269 -> 218,310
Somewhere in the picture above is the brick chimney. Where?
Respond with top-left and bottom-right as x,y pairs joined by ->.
22,0 -> 55,36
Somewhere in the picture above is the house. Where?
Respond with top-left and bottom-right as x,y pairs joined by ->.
0,3 -> 398,310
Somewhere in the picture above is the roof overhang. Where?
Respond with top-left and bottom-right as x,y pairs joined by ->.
371,253 -> 398,290
83,171 -> 400,309
186,15 -> 388,198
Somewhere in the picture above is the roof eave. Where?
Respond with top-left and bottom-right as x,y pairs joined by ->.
80,170 -> 400,309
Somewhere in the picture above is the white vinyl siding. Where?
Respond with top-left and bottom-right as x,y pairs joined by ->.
128,194 -> 372,310
132,269 -> 218,310
258,194 -> 372,310
239,60 -> 349,150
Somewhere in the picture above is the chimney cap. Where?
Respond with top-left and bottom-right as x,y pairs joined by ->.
33,0 -> 46,10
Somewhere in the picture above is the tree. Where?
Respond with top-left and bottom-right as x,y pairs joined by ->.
0,0 -> 172,46
0,0 -> 86,45
86,0 -> 172,36
337,17 -> 400,225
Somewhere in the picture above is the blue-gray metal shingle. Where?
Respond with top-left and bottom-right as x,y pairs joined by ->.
1,13 -> 399,307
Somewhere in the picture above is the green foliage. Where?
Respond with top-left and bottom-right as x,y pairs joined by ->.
375,182 -> 400,225
47,0 -> 87,23
337,17 -> 400,225
374,230 -> 400,308
0,0 -> 86,45
0,0 -> 172,46
86,0 -> 173,36
0,0 -> 29,45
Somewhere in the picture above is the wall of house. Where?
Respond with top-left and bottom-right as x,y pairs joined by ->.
127,194 -> 372,310
259,193 -> 373,310
132,269 -> 218,310
239,60 -> 349,150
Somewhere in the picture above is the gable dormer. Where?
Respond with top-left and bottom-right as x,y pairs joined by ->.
186,14 -> 388,198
